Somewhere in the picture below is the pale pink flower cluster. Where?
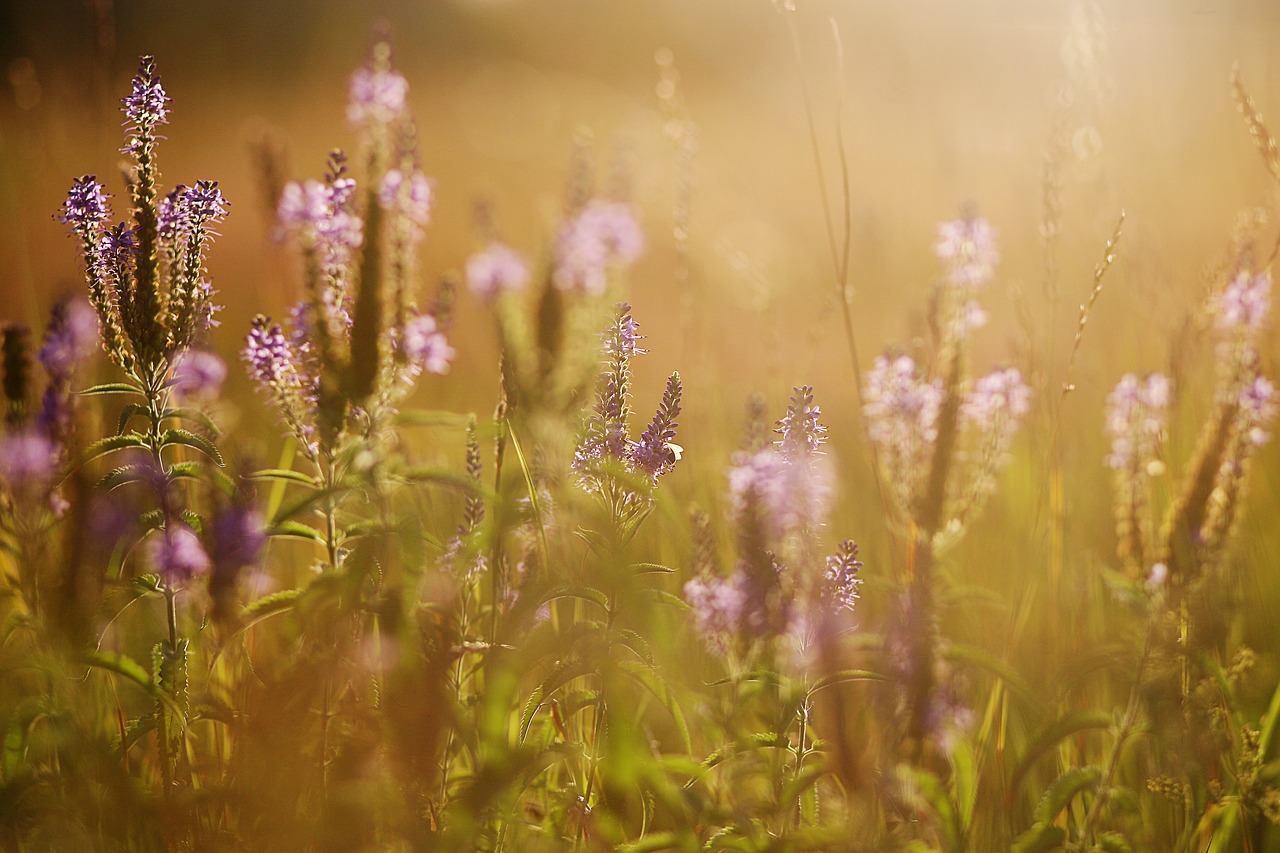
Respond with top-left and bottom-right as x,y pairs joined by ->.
1104,373 -> 1170,472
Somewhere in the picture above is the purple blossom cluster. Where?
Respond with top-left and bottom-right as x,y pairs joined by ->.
465,242 -> 531,299
0,429 -> 59,494
1105,373 -> 1170,472
399,313 -> 455,377
347,64 -> 409,128
863,354 -> 942,511
935,215 -> 999,290
1215,269 -> 1271,334
573,305 -> 682,509
553,199 -> 644,295
243,315 -> 320,455
379,168 -> 433,231
59,176 -> 111,243
277,175 -> 365,284
1237,374 -> 1277,449
962,367 -> 1032,459
37,300 -> 99,376
148,522 -> 211,584
121,56 -> 170,146
171,349 -> 227,402
823,539 -> 863,611
160,181 -> 229,241
683,573 -> 748,657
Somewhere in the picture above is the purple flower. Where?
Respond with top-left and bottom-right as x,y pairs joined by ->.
211,504 -> 267,571
161,181 -> 229,240
38,299 -> 100,375
379,168 -> 433,227
121,56 -> 170,152
1238,374 -> 1277,447
401,313 -> 454,375
728,447 -> 832,541
776,385 -> 827,460
684,573 -> 747,656
347,66 -> 409,127
243,316 -> 294,387
553,200 -> 644,295
465,242 -> 530,298
961,367 -> 1032,454
59,176 -> 110,239
629,372 -> 682,481
1105,373 -> 1170,471
1216,270 -> 1271,334
277,178 -> 364,276
0,429 -> 59,491
863,355 -> 942,508
148,523 -> 211,584
823,540 -> 863,612
935,215 -> 998,289
171,349 -> 227,402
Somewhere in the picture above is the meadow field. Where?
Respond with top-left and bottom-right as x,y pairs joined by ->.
1,1 -> 1279,850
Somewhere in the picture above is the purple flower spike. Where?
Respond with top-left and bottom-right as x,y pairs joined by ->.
553,199 -> 644,294
630,372 -> 683,482
59,176 -> 110,238
212,504 -> 267,571
935,215 -> 998,289
171,349 -> 227,402
38,300 -> 100,375
348,65 -> 409,127
402,313 -> 454,375
684,573 -> 747,656
823,540 -> 863,612
776,385 -> 827,460
148,523 -> 211,584
1216,270 -> 1271,334
122,55 -> 171,134
243,316 -> 294,386
0,429 -> 59,491
465,242 -> 530,299
379,169 -> 433,227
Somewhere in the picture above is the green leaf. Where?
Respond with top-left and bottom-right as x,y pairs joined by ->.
811,668 -> 889,693
247,468 -> 317,487
116,403 -> 148,436
267,521 -> 325,543
168,460 -> 237,496
1011,823 -> 1066,853
637,588 -> 692,612
1010,711 -> 1112,796
1034,766 -> 1102,825
1098,832 -> 1134,853
83,433 -> 150,464
630,562 -> 678,575
618,660 -> 692,754
619,831 -> 680,853
242,588 -> 302,618
519,659 -> 594,744
541,585 -> 610,611
161,407 -> 221,438
80,382 -> 141,396
159,429 -> 225,467
82,650 -> 155,695
97,464 -> 151,491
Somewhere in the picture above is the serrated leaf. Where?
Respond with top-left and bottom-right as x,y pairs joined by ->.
161,407 -> 221,438
134,573 -> 163,593
159,429 -> 225,467
116,403 -> 148,436
83,433 -> 150,464
242,588 -> 301,618
167,460 -> 236,496
1011,823 -> 1066,853
811,668 -> 888,692
97,464 -> 151,491
630,562 -> 678,575
638,588 -> 692,612
1010,711 -> 1112,796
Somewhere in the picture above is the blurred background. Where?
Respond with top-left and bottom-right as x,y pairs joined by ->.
1,0 -> 1278,540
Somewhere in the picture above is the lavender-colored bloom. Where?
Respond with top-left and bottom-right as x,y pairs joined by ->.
1105,373 -> 1170,471
243,316 -> 294,387
729,447 -> 831,541
99,223 -> 138,268
1238,374 -> 1277,447
162,181 -> 229,241
935,215 -> 998,289
465,242 -> 530,298
211,504 -> 267,571
0,429 -> 59,490
776,385 -> 827,460
684,573 -> 747,656
379,168 -> 433,227
38,300 -> 100,375
148,523 -> 211,584
277,178 -> 364,277
59,176 -> 110,239
402,313 -> 454,375
1216,270 -> 1271,334
347,65 -> 409,127
864,354 -> 942,508
823,540 -> 863,612
629,372 -> 682,481
961,367 -> 1032,455
121,56 -> 170,152
553,200 -> 644,295
171,349 -> 227,401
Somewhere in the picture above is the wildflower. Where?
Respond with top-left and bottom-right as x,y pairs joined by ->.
776,385 -> 827,460
379,168 -> 433,228
0,429 -> 59,491
58,176 -> 111,239
822,539 -> 863,612
1237,374 -> 1277,448
160,180 -> 229,240
728,446 -> 832,542
121,55 -> 170,139
629,372 -> 682,481
171,349 -> 227,401
962,367 -> 1032,454
243,317 -> 295,387
401,313 -> 454,375
683,572 -> 747,656
1105,373 -> 1170,471
347,64 -> 409,127
148,523 -> 211,584
934,215 -> 998,289
553,199 -> 644,294
465,242 -> 530,298
37,300 -> 99,375
277,177 -> 364,278
210,503 -> 267,572
863,354 -> 942,509
1216,270 -> 1271,334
